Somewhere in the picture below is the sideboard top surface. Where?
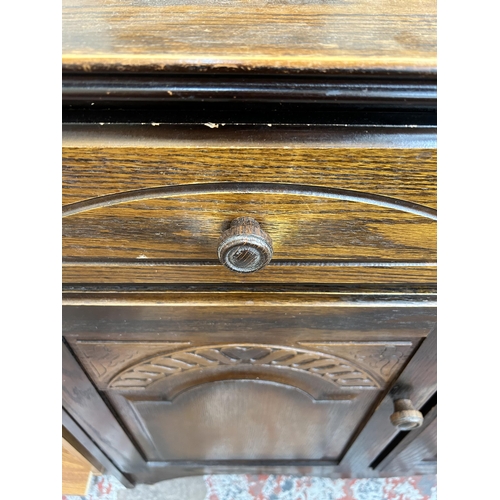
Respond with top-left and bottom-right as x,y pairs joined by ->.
62,0 -> 436,74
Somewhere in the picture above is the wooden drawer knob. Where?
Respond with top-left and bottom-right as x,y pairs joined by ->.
218,217 -> 273,273
390,399 -> 424,430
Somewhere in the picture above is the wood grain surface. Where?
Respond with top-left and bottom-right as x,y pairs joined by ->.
61,290 -> 436,307
63,126 -> 436,284
62,444 -> 93,495
62,142 -> 437,208
62,301 -> 436,341
62,0 -> 436,73
62,196 -> 436,258
62,263 -> 436,284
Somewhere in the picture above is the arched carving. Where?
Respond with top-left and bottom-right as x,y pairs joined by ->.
62,182 -> 437,220
109,344 -> 380,394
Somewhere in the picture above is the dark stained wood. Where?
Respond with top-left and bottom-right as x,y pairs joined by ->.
62,340 -> 147,474
62,294 -> 435,480
61,122 -> 436,479
62,300 -> 436,341
78,341 -> 412,393
376,405 -> 437,473
62,0 -> 436,74
340,328 -> 436,473
62,300 -> 436,386
63,302 -> 429,471
131,463 -> 346,485
63,409 -> 134,487
62,125 -> 436,149
64,183 -> 435,220
62,292 -> 437,482
62,283 -> 437,294
62,74 -> 436,108
106,381 -> 379,463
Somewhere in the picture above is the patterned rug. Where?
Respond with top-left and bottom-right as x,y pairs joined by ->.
204,475 -> 437,500
63,474 -> 437,500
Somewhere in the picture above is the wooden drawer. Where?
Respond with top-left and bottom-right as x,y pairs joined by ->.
62,125 -> 436,285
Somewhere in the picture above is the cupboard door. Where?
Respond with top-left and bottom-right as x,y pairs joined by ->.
64,297 -> 436,466
376,404 -> 437,475
76,341 -> 418,462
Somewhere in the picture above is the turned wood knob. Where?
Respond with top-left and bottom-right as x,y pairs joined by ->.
218,217 -> 273,273
390,399 -> 424,430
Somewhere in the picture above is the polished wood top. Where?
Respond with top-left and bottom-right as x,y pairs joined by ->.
62,0 -> 436,74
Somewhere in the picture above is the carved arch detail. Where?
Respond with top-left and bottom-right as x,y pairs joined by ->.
109,344 -> 381,392
62,182 -> 437,220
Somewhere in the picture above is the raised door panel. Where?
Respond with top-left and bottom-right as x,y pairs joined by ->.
111,381 -> 376,462
67,336 -> 420,463
63,297 -> 436,471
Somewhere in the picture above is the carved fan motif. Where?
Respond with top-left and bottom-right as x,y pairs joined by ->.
109,344 -> 379,390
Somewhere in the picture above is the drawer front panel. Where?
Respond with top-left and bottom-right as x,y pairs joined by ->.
62,127 -> 436,285
63,195 -> 436,261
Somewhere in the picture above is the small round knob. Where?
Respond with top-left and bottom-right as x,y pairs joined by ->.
390,399 -> 424,430
218,217 -> 273,273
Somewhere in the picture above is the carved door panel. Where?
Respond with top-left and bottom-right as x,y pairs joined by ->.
67,337 -> 421,463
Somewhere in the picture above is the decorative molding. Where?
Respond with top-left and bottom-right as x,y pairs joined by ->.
72,341 -> 191,383
109,344 -> 380,391
62,74 -> 436,107
352,345 -> 410,379
299,342 -> 414,382
62,182 -> 437,220
62,124 -> 437,149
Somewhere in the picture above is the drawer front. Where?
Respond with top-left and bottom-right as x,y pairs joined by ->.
62,126 -> 436,285
63,299 -> 436,464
